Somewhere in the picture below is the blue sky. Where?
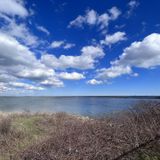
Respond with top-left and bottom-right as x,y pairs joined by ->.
0,0 -> 160,96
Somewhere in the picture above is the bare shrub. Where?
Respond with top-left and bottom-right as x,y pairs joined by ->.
0,116 -> 11,135
14,101 -> 160,160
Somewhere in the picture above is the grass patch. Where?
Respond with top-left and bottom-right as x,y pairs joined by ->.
0,114 -> 54,160
13,115 -> 43,137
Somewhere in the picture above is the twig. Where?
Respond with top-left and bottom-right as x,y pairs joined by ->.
112,135 -> 160,160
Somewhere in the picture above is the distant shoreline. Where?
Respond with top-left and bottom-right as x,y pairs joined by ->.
0,96 -> 160,99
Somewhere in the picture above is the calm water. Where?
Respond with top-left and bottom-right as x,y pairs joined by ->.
0,97 -> 159,116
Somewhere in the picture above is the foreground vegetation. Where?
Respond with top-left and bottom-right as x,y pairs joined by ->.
0,102 -> 160,160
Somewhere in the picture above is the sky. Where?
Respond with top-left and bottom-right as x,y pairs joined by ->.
0,0 -> 160,96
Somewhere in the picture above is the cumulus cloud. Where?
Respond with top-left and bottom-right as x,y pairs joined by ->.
0,32 -> 39,67
101,32 -> 127,46
58,72 -> 85,80
51,41 -> 64,48
63,43 -> 75,49
40,78 -> 64,87
108,7 -> 121,20
0,81 -> 44,92
0,82 -> 9,92
0,0 -> 28,17
0,32 -> 63,91
16,68 -> 54,80
0,1 -> 46,48
0,0 -> 84,93
0,30 -> 92,92
112,33 -> 160,68
86,9 -> 97,25
0,1 -> 49,92
36,25 -> 50,35
41,45 -> 104,70
9,82 -> 44,90
0,72 -> 17,82
97,33 -> 160,80
51,41 -> 75,49
87,79 -> 103,85
97,66 -> 132,79
1,20 -> 38,47
68,7 -> 121,33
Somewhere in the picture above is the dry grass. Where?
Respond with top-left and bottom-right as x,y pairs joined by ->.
0,116 -> 11,135
0,101 -> 160,160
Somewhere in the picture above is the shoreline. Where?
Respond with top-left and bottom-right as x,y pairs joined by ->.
0,95 -> 160,99
0,111 -> 91,121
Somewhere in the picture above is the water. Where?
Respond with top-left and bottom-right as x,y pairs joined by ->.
0,96 -> 159,116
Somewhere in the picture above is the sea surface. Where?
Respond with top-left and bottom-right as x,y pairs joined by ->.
0,96 -> 160,116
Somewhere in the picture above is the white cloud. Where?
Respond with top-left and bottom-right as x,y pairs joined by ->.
0,0 -> 28,17
87,79 -> 103,85
108,7 -> 121,20
63,43 -> 75,49
58,72 -> 85,80
0,0 -> 82,93
36,25 -> 50,35
51,41 -> 75,49
132,73 -> 139,77
86,10 -> 97,25
0,81 -> 44,92
127,0 -> 139,17
0,32 -> 39,67
1,20 -> 38,46
0,82 -> 9,92
68,7 -> 121,33
51,41 -> 64,48
97,13 -> 110,30
41,45 -> 104,70
0,32 -> 62,91
16,68 -> 54,80
128,0 -> 139,8
112,33 -> 160,68
101,32 -> 127,46
97,33 -> 160,80
40,78 -> 64,87
0,2 -> 46,48
68,15 -> 85,28
97,65 -> 132,79
81,45 -> 104,58
9,82 -> 44,90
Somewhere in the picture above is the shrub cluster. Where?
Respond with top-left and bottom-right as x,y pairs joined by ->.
15,102 -> 160,160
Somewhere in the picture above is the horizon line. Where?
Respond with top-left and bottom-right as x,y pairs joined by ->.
0,95 -> 160,98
